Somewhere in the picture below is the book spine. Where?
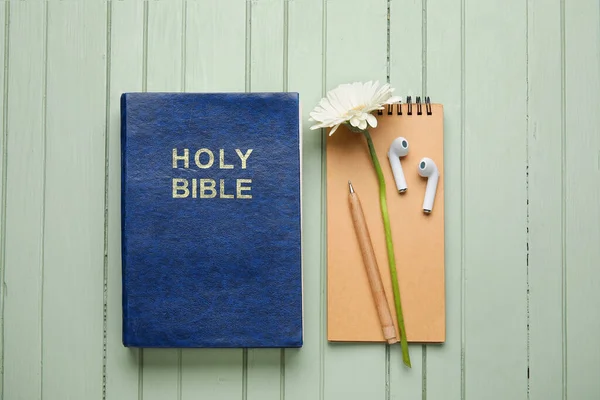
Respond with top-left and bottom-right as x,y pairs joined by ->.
120,93 -> 130,346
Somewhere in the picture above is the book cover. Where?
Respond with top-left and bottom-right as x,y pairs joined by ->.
120,92 -> 303,348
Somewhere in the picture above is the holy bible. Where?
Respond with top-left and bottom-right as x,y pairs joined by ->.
120,92 -> 303,348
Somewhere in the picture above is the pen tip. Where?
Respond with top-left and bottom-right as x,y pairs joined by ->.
348,180 -> 355,194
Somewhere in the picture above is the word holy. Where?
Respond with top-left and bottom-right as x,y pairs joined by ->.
172,148 -> 253,170
171,148 -> 254,199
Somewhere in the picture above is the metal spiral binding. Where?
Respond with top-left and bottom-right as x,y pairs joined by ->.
377,95 -> 433,116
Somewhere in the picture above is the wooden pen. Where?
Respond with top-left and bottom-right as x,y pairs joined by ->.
348,181 -> 398,344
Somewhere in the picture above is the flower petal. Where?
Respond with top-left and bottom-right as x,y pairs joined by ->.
385,95 -> 402,104
358,119 -> 367,130
329,123 -> 341,136
350,116 -> 361,127
366,113 -> 378,128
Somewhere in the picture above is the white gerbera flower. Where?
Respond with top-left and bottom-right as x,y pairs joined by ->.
308,80 -> 401,135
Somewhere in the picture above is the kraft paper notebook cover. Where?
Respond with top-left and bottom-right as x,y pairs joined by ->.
326,98 -> 445,343
120,92 -> 303,348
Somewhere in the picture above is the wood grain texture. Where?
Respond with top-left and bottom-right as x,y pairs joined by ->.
565,0 -> 600,398
180,2 -> 245,398
324,0 -> 388,398
106,2 -> 144,399
388,0 -> 424,397
284,0 -> 324,398
246,1 -> 285,398
142,2 -> 184,398
464,0 -> 528,397
3,3 -> 45,400
425,0 -> 463,398
527,0 -> 565,398
43,2 -> 107,399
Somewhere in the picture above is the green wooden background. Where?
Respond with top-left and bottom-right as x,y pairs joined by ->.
1,0 -> 599,399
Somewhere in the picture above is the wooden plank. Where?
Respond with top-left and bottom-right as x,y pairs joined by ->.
463,0 -> 528,397
181,349 -> 243,400
424,0 -> 463,398
388,0 -> 424,397
390,0 -> 423,94
3,3 -> 45,400
324,0 -> 388,398
565,1 -> 600,398
247,349 -> 281,400
43,2 -> 107,398
249,0 -> 284,92
0,3 -> 6,396
246,1 -> 285,398
142,2 -> 184,399
105,2 -> 144,399
143,354 -> 180,400
326,0 -> 387,85
145,1 -> 183,92
527,0 -> 564,398
180,2 -> 245,399
284,0 -> 324,398
184,0 -> 246,92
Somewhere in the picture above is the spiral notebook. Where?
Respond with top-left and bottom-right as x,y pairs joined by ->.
326,97 -> 445,343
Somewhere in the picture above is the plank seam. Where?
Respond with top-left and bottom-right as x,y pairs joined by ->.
139,4 -> 149,398
386,0 -> 390,83
243,2 -> 251,398
385,1 -> 391,397
177,351 -> 182,400
319,0 -> 327,398
282,2 -> 289,396
41,3 -> 49,399
460,0 -> 466,397
138,350 -> 143,400
386,345 -> 392,400
283,0 -> 289,92
178,3 -> 186,398
102,3 -> 113,400
525,0 -> 530,398
142,1 -> 149,92
559,0 -> 567,397
422,347 -> 427,400
280,347 -> 285,400
181,0 -> 187,93
0,3 -> 10,398
242,350 -> 248,400
421,0 -> 427,95
421,2 -> 428,395
245,0 -> 251,92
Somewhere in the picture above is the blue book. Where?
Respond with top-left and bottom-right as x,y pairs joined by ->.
120,92 -> 303,348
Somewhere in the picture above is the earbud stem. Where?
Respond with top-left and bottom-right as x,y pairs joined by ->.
422,171 -> 438,213
387,151 -> 407,193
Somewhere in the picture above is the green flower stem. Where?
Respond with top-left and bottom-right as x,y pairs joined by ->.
362,129 -> 411,368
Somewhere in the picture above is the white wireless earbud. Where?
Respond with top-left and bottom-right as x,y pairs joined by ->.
387,137 -> 409,193
418,157 -> 439,213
